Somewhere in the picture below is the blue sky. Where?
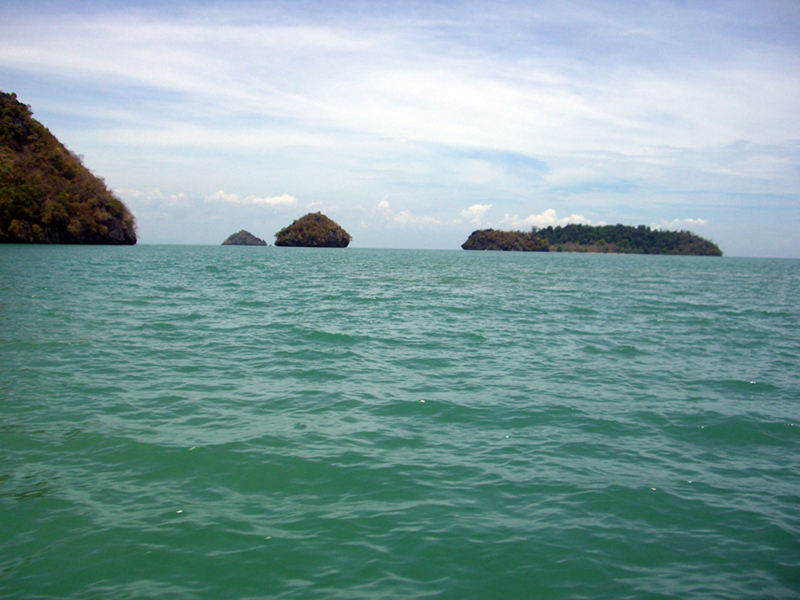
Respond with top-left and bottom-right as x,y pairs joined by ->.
2,0 -> 799,256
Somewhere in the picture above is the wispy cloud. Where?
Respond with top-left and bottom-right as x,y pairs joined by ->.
116,187 -> 187,207
369,199 -> 441,226
393,210 -> 441,226
653,218 -> 709,230
461,204 -> 492,224
501,209 -> 598,229
6,2 -> 796,155
205,190 -> 296,206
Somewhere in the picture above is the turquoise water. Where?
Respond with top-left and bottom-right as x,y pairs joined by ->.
1,245 -> 799,599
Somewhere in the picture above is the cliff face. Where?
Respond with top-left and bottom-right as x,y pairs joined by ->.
0,92 -> 137,244
275,212 -> 351,247
223,230 -> 267,246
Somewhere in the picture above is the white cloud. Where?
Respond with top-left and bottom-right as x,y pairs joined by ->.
461,203 -> 492,224
205,190 -> 296,206
116,187 -> 188,207
370,200 -> 440,227
205,190 -> 238,203
115,187 -> 145,198
394,210 -> 441,226
504,209 -> 593,229
653,218 -> 709,230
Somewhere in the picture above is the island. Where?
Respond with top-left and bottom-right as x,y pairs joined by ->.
275,212 -> 351,247
0,91 -> 137,244
222,230 -> 267,246
463,224 -> 722,256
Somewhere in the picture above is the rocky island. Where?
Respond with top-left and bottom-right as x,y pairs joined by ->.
275,212 -> 351,247
222,230 -> 267,246
462,229 -> 549,251
463,224 -> 722,256
0,91 -> 137,244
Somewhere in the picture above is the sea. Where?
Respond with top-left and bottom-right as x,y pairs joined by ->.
1,244 -> 799,599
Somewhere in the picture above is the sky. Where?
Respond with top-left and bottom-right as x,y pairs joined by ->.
1,0 -> 799,256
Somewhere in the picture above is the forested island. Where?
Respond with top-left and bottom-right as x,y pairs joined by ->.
463,224 -> 722,256
0,92 -> 137,244
275,212 -> 351,247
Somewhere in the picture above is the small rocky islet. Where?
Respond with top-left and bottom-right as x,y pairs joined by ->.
223,213 -> 351,248
274,212 -> 351,248
222,230 -> 267,246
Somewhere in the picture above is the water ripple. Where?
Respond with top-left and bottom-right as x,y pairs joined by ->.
1,247 -> 799,599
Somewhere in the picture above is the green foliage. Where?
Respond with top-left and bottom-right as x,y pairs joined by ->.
0,91 -> 137,244
534,223 -> 722,256
461,229 -> 550,251
275,212 -> 351,247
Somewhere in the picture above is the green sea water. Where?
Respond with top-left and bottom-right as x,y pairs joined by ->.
1,245 -> 799,599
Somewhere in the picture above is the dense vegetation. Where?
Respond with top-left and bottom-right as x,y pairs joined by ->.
275,212 -> 351,247
462,229 -> 550,251
533,223 -> 722,255
0,91 -> 136,244
222,230 -> 267,246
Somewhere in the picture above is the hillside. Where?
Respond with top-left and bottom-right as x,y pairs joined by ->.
0,91 -> 137,244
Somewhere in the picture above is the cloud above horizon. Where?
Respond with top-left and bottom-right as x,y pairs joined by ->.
653,218 -> 710,230
461,204 -> 492,224
503,209 -> 594,229
205,190 -> 297,206
1,0 -> 798,255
